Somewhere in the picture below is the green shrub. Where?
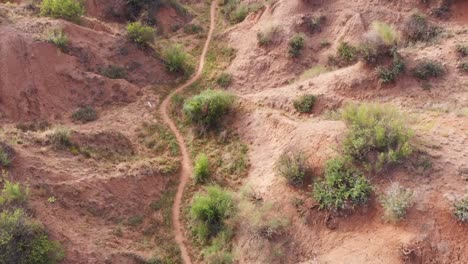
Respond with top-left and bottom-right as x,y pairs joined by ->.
453,198 -> 468,223
337,42 -> 358,64
288,33 -> 305,57
0,144 -> 11,168
0,209 -> 64,264
100,65 -> 127,79
162,44 -> 194,75
403,13 -> 438,42
341,104 -> 413,171
216,73 -> 232,88
230,4 -> 249,23
40,0 -> 84,22
0,181 -> 29,207
194,153 -> 210,184
47,127 -> 72,149
293,94 -> 316,113
71,106 -> 97,123
275,151 -> 309,187
190,186 -> 234,243
126,22 -> 155,45
47,29 -> 69,52
183,90 -> 235,132
313,157 -> 372,210
379,183 -> 413,223
372,21 -> 399,46
412,60 -> 445,80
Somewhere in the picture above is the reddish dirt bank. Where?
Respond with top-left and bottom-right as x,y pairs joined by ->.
159,1 -> 217,263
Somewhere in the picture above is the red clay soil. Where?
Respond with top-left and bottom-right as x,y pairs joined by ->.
159,1 -> 216,263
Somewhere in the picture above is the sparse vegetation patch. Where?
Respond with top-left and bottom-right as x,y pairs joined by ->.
288,33 -> 305,57
403,13 -> 439,42
40,0 -> 84,22
126,22 -> 155,45
194,153 -> 210,184
380,183 -> 414,223
162,44 -> 194,75
275,150 -> 310,187
293,94 -> 317,113
46,28 -> 69,52
71,106 -> 98,123
453,198 -> 468,223
412,60 -> 445,80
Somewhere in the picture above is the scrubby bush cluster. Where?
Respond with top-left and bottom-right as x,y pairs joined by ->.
288,33 -> 305,57
376,51 -> 406,84
456,44 -> 468,57
183,90 -> 235,133
47,28 -> 69,52
194,153 -> 210,184
336,42 -> 358,65
293,94 -> 316,113
313,157 -> 372,210
0,181 -> 64,264
40,0 -> 84,22
304,15 -> 325,34
453,198 -> 468,223
216,72 -> 232,88
100,65 -> 127,79
403,13 -> 438,42
412,60 -> 445,80
379,183 -> 414,223
190,186 -> 234,243
71,106 -> 98,123
47,127 -> 72,149
341,104 -> 413,171
257,26 -> 281,46
221,0 -> 263,24
162,44 -> 194,75
275,151 -> 309,187
0,144 -> 12,168
126,22 -> 155,45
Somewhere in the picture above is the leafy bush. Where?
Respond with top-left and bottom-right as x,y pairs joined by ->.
379,183 -> 414,223
162,44 -> 193,75
341,104 -> 413,171
275,151 -> 309,187
412,60 -> 445,80
0,144 -> 12,168
0,209 -> 64,264
0,181 -> 29,207
183,90 -> 235,132
47,127 -> 72,149
216,73 -> 232,88
293,94 -> 317,113
453,198 -> 468,223
194,153 -> 210,184
47,29 -> 69,52
190,186 -> 234,243
456,44 -> 468,57
288,33 -> 305,57
403,13 -> 438,42
40,0 -> 84,22
313,157 -> 372,210
71,106 -> 97,123
126,22 -> 155,45
337,42 -> 358,64
100,65 -> 127,79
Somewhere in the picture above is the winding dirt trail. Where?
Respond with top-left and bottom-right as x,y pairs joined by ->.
159,1 -> 216,263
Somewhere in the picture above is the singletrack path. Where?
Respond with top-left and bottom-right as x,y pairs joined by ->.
159,1 -> 217,263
